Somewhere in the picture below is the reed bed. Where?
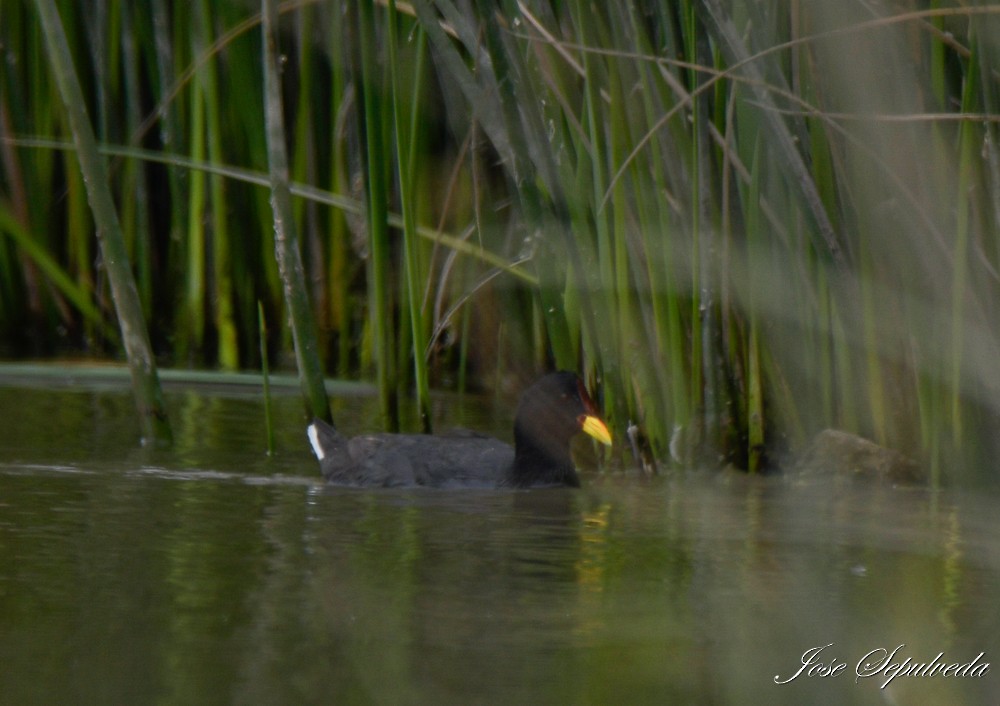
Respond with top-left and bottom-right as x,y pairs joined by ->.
2,0 -> 999,479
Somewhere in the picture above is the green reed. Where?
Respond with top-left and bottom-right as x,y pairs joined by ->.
258,300 -> 275,455
387,1 -> 432,432
30,0 -> 172,444
262,0 -> 330,422
357,0 -> 399,430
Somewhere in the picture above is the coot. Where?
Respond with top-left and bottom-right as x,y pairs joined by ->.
307,371 -> 612,488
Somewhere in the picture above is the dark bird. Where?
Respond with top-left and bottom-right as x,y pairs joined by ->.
307,371 -> 612,488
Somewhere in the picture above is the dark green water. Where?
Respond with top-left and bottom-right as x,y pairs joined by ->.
1,366 -> 998,705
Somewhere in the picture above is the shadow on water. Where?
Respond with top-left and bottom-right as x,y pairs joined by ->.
1,366 -> 999,705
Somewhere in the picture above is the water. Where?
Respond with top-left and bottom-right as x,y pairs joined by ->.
1,367 -> 999,705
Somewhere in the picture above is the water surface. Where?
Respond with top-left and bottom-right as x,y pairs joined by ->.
1,367 -> 998,705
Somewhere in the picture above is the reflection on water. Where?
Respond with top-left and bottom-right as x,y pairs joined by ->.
0,373 -> 999,705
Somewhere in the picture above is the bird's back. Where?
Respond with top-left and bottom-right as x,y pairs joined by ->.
308,419 -> 514,487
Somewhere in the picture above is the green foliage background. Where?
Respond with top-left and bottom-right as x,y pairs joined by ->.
2,0 -> 1000,479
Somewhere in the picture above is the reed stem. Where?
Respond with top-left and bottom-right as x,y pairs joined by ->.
258,301 -> 275,455
261,0 -> 330,423
358,0 -> 400,431
388,1 -> 432,432
33,0 -> 172,445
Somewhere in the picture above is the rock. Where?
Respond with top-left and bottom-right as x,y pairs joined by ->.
794,429 -> 924,485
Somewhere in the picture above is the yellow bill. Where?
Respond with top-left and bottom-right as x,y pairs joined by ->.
581,415 -> 613,446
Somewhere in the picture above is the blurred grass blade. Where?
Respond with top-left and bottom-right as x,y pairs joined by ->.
697,0 -> 846,268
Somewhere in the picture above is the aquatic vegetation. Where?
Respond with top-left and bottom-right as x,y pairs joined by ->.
2,1 -> 998,478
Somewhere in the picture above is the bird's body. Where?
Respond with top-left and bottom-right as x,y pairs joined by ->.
307,372 -> 611,488
308,422 -> 515,488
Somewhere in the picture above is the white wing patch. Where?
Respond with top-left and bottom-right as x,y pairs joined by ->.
307,423 -> 325,460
